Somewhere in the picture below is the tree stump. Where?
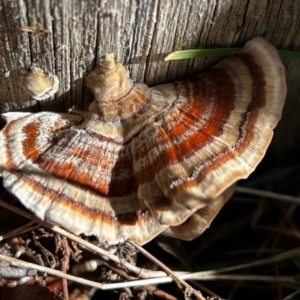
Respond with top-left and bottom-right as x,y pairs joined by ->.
0,1 -> 300,298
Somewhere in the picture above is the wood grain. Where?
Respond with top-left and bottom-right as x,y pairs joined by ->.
0,0 -> 299,169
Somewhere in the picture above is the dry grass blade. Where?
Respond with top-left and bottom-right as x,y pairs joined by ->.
190,246 -> 300,275
0,221 -> 40,241
1,190 -> 299,297
102,274 -> 295,290
235,186 -> 300,204
0,196 -> 299,295
0,197 -> 184,279
0,254 -> 105,289
101,246 -> 300,289
282,289 -> 300,300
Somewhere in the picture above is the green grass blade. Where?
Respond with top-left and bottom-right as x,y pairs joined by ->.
165,48 -> 300,61
165,48 -> 240,60
292,254 -> 300,269
277,50 -> 300,59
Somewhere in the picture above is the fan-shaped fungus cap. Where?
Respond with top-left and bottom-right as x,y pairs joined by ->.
0,37 -> 286,245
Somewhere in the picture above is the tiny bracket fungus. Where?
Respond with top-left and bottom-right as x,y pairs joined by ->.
19,66 -> 59,101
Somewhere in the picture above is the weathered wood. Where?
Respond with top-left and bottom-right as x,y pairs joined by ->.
0,0 -> 299,157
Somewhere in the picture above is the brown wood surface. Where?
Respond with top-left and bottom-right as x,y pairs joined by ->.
0,0 -> 299,160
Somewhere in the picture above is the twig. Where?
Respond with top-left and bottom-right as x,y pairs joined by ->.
142,285 -> 177,300
61,237 -> 70,300
190,281 -> 222,299
129,240 -> 206,300
99,259 -> 177,300
0,197 -> 174,278
31,232 -> 56,268
235,186 -> 300,204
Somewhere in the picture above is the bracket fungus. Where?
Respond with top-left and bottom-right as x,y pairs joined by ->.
0,37 -> 286,245
19,67 -> 59,100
